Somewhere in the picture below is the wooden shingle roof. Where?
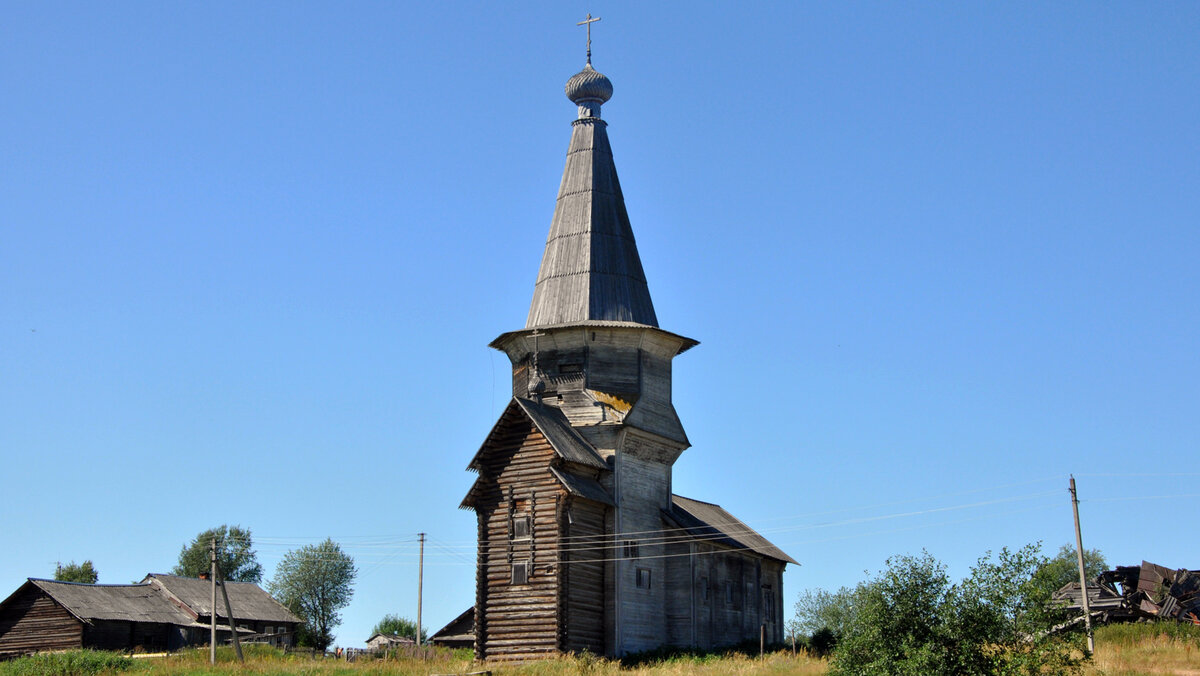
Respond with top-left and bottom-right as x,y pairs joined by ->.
143,574 -> 299,624
525,91 -> 658,329
669,495 -> 798,565
23,579 -> 196,625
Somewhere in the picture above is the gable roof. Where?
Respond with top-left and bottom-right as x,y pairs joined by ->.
669,495 -> 798,565
143,574 -> 299,624
20,579 -> 196,625
467,398 -> 608,472
430,606 -> 474,643
525,103 -> 658,329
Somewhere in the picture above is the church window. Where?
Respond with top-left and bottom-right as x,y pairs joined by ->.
763,585 -> 775,619
512,514 -> 531,539
511,561 -> 529,585
623,541 -> 639,559
700,576 -> 709,602
724,580 -> 734,605
636,567 -> 652,589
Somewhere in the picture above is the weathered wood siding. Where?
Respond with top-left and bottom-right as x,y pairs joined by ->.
562,498 -> 606,654
613,451 -> 670,654
474,411 -> 565,661
0,585 -> 82,656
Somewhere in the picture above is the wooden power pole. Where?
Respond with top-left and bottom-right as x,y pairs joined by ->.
210,538 -> 217,665
1070,475 -> 1095,654
216,557 -> 244,662
417,532 -> 425,647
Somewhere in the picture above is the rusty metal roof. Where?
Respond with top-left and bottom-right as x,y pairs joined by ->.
670,495 -> 798,565
27,579 -> 196,625
525,81 -> 658,329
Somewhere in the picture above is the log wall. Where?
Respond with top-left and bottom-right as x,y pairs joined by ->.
0,584 -> 83,656
473,413 -> 566,661
562,498 -> 606,654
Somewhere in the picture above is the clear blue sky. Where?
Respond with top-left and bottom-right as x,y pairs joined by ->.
2,2 -> 1197,648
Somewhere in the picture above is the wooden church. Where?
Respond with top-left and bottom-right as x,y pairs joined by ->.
460,49 -> 796,661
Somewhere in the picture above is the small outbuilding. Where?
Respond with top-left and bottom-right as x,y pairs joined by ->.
365,632 -> 415,651
429,607 -> 474,649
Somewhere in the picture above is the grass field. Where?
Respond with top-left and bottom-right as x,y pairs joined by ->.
1,623 -> 1196,675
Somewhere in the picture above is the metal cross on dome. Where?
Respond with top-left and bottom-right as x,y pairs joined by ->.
577,13 -> 601,65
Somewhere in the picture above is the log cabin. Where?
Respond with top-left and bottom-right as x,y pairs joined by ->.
460,55 -> 796,661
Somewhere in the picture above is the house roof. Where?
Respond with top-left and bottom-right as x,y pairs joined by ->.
143,574 -> 300,624
22,579 -> 196,625
525,67 -> 659,330
669,495 -> 798,565
467,398 -> 608,473
430,606 -> 475,644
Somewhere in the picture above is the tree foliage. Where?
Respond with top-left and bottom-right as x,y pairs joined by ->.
1033,544 -> 1108,593
268,538 -> 356,651
371,614 -> 426,642
54,560 -> 98,584
790,585 -> 864,639
827,544 -> 1087,676
173,525 -> 263,583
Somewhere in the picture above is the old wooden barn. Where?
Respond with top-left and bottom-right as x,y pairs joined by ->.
460,55 -> 796,661
0,575 -> 299,657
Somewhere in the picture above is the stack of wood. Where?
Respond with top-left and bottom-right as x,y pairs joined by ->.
1053,560 -> 1200,624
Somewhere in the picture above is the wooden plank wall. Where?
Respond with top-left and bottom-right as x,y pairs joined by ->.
613,452 -> 670,654
474,414 -> 565,661
0,585 -> 83,656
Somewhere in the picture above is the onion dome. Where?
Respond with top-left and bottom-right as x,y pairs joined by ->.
565,64 -> 613,106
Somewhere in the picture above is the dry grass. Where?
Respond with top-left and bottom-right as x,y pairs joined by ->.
6,625 -> 1196,676
1086,622 -> 1200,676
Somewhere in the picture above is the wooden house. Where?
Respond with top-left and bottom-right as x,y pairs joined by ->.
0,575 -> 299,657
141,574 -> 300,647
365,633 -> 415,651
460,57 -> 796,661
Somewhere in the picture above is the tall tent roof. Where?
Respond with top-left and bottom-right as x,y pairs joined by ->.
526,64 -> 659,329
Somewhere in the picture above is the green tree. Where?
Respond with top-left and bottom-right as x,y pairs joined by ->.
790,585 -> 864,639
268,538 -> 356,651
829,544 -> 1087,676
54,560 -> 98,584
1034,544 -> 1108,593
173,525 -> 263,583
371,614 -> 426,642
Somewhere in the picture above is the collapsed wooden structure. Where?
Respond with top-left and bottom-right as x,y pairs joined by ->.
460,57 -> 795,661
1053,560 -> 1200,624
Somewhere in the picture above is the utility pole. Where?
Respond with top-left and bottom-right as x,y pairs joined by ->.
417,533 -> 425,647
210,538 -> 217,665
216,556 -> 244,662
1070,475 -> 1095,654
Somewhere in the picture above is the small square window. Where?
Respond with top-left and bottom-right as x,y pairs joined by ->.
511,561 -> 529,585
636,568 -> 652,589
623,540 -> 639,559
512,514 -> 531,539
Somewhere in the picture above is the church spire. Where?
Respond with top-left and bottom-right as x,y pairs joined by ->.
525,60 -> 659,329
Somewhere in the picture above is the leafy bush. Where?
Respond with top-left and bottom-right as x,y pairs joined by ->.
829,544 -> 1088,676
